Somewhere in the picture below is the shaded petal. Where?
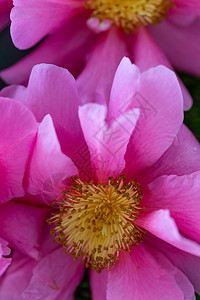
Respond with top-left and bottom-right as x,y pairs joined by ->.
108,60 -> 183,178
140,124 -> 200,184
0,97 -> 38,203
142,172 -> 200,244
131,27 -> 192,110
90,269 -> 108,300
26,115 -> 77,203
1,64 -> 86,163
0,238 -> 11,276
22,246 -> 84,300
77,28 -> 128,105
137,209 -> 200,256
147,233 -> 200,294
149,18 -> 200,76
11,0 -> 84,49
0,251 -> 37,300
107,244 -> 194,300
0,201 -> 48,258
79,103 -> 139,181
1,15 -> 95,85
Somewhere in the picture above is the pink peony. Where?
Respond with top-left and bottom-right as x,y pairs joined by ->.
0,0 -> 12,31
0,59 -> 200,299
1,0 -> 199,111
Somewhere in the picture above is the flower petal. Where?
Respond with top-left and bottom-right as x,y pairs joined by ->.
79,103 -> 139,181
0,97 -> 37,203
77,28 -> 128,105
137,209 -> 200,256
143,172 -> 200,244
0,201 -> 48,258
107,244 -> 194,300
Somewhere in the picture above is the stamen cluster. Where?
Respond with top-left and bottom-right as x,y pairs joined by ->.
85,0 -> 174,33
48,175 -> 145,273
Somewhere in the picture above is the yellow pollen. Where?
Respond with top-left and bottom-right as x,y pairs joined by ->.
85,0 -> 175,33
48,175 -> 145,273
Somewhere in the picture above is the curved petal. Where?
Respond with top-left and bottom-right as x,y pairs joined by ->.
0,201 -> 48,258
79,103 -> 139,181
140,124 -> 200,184
1,15 -> 95,85
77,28 -> 128,105
147,233 -> 200,295
11,0 -> 84,49
107,244 -> 194,300
131,27 -> 192,110
90,269 -> 108,300
0,238 -> 11,276
142,172 -> 200,244
109,61 -> 183,179
26,115 -> 77,204
0,97 -> 38,203
137,209 -> 200,256
149,18 -> 200,76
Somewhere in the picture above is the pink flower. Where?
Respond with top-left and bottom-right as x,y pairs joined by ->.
0,0 -> 12,31
1,0 -> 199,111
0,59 -> 200,299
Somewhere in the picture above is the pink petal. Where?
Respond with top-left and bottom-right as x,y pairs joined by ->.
140,124 -> 200,184
0,251 -> 37,300
1,64 -> 87,163
143,172 -> 200,244
90,269 -> 108,300
107,244 -> 194,300
26,115 -> 77,205
147,233 -> 200,294
0,201 -> 48,258
137,209 -> 200,256
79,103 -> 139,181
77,28 -> 128,105
131,27 -> 192,110
0,97 -> 38,203
1,15 -> 95,85
22,246 -> 84,300
149,18 -> 200,76
0,0 -> 12,31
0,238 -> 11,276
108,59 -> 183,178
11,0 -> 84,49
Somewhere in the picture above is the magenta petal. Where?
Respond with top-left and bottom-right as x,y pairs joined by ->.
140,124 -> 200,184
107,244 -> 194,300
143,172 -> 200,244
149,18 -> 200,76
90,269 -> 108,300
79,103 -> 139,181
26,114 -> 77,199
0,251 -> 37,299
148,234 -> 200,294
22,246 -> 84,300
131,27 -> 192,110
11,0 -> 84,49
122,65 -> 183,178
1,15 -> 95,85
137,209 -> 200,256
0,97 -> 38,203
0,238 -> 11,276
1,64 -> 86,161
77,28 -> 128,105
0,201 -> 48,258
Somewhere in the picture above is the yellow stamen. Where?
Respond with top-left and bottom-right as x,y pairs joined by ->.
85,0 -> 175,33
48,175 -> 145,273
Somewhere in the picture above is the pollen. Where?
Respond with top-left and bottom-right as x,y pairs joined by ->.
48,175 -> 145,273
85,0 -> 175,33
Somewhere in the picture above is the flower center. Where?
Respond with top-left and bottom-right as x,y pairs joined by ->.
48,175 -> 145,273
85,0 -> 174,32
